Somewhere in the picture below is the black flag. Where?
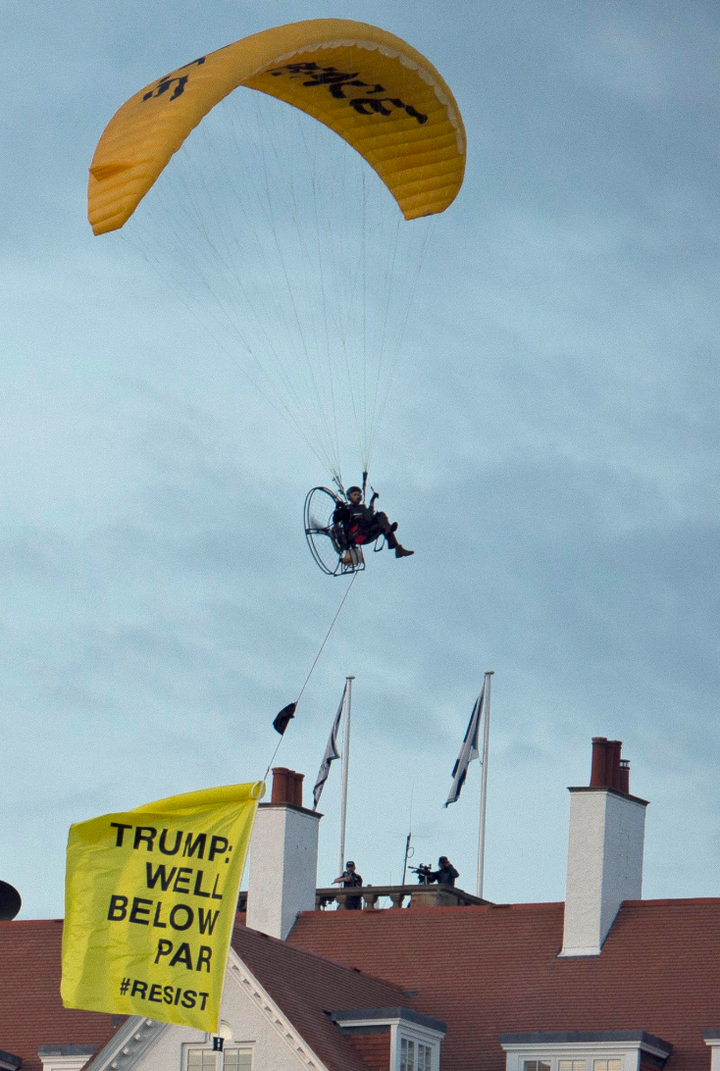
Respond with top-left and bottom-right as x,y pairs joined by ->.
273,702 -> 296,735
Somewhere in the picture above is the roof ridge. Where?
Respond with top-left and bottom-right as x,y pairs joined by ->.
296,900 -> 565,918
621,896 -> 720,907
0,918 -> 64,927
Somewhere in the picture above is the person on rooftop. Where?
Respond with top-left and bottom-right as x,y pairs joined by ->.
429,856 -> 459,886
332,860 -> 363,910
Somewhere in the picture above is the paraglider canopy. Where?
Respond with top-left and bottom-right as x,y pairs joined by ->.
89,20 -> 466,494
88,18 -> 466,235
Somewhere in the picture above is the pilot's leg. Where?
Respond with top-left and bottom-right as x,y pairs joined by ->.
375,513 -> 413,558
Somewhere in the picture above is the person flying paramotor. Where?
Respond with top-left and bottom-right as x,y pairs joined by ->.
89,20 -> 465,574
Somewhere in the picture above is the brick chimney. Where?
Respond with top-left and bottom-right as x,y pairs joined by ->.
245,767 -> 320,940
559,737 -> 648,957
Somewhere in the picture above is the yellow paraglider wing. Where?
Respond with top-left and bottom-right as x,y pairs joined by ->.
88,19 -> 466,235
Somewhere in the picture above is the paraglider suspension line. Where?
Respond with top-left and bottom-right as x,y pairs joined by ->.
263,570 -> 359,779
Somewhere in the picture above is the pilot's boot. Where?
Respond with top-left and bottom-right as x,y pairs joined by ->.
385,527 -> 413,556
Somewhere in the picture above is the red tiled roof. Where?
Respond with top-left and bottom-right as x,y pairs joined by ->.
0,915 -> 410,1071
231,922 -> 414,1071
286,898 -> 720,1071
5,899 -> 720,1071
0,921 -> 122,1071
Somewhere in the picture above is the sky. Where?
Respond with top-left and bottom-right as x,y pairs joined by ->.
2,0 -> 719,919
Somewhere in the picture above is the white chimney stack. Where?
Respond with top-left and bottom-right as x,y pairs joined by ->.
246,767 -> 320,941
559,737 -> 648,958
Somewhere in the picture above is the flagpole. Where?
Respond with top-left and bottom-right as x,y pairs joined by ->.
338,676 -> 354,875
476,670 -> 494,899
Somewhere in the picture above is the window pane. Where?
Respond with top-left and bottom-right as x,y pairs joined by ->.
187,1051 -> 251,1071
401,1038 -> 416,1071
188,1053 -> 217,1071
419,1042 -> 432,1071
224,1051 -> 251,1071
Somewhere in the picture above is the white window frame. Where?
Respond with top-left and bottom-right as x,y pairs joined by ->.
182,1040 -> 254,1071
390,1019 -> 442,1071
39,1053 -> 97,1071
502,1038 -> 670,1071
398,1032 -> 436,1071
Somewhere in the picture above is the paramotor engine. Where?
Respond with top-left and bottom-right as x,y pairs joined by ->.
304,485 -> 389,577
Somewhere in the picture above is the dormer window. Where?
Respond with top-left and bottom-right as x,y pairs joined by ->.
38,1047 -> 99,1071
331,1007 -> 445,1071
502,1031 -> 671,1071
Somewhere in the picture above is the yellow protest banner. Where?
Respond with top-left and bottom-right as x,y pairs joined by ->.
61,781 -> 263,1030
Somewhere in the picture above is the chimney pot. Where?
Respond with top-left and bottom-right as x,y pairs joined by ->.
590,737 -> 624,790
270,769 -> 305,807
590,737 -> 609,786
271,767 -> 294,805
607,740 -> 622,791
619,759 -> 630,794
292,772 -> 304,808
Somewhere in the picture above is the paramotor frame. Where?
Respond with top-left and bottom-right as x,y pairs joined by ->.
304,486 -> 379,576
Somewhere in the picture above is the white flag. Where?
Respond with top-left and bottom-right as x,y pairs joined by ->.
312,683 -> 346,810
445,682 -> 485,807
